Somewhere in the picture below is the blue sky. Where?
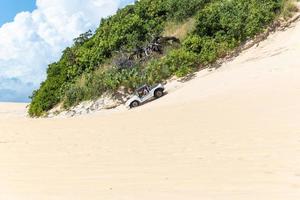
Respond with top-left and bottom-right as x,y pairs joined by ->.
0,0 -> 134,102
0,0 -> 36,26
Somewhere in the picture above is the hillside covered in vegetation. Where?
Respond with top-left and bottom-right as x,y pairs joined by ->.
29,0 -> 296,117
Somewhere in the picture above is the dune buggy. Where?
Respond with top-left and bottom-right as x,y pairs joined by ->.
126,84 -> 165,108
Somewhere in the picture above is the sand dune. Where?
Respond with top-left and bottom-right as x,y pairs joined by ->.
1,18 -> 300,200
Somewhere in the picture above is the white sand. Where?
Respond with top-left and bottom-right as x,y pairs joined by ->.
1,18 -> 300,200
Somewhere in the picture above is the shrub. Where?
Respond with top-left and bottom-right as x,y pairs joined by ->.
63,85 -> 85,108
166,0 -> 207,21
145,60 -> 171,84
163,49 -> 199,77
281,0 -> 299,19
183,0 -> 284,65
29,79 -> 62,117
194,0 -> 281,41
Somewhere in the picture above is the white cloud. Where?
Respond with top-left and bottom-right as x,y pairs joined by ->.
0,0 -> 133,102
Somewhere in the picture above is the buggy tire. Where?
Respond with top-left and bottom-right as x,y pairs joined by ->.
130,101 -> 140,108
154,89 -> 164,98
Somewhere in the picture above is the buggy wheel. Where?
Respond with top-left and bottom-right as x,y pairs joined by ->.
130,101 -> 140,108
154,89 -> 164,98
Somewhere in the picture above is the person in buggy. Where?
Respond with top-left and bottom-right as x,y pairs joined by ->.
137,85 -> 149,97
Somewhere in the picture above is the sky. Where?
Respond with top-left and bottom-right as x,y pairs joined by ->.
0,0 -> 36,26
0,0 -> 134,102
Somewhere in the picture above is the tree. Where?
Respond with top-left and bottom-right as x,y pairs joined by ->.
73,30 -> 93,46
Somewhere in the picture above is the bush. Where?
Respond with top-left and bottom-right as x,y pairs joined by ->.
184,35 -> 227,64
29,79 -> 62,117
162,49 -> 199,77
145,60 -> 171,84
281,0 -> 299,19
63,85 -> 85,108
194,0 -> 281,41
166,0 -> 207,21
182,0 -> 284,65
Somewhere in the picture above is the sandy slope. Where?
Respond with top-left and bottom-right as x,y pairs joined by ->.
1,18 -> 300,200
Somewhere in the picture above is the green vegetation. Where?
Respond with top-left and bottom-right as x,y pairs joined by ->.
281,0 -> 299,19
29,0 -> 295,117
